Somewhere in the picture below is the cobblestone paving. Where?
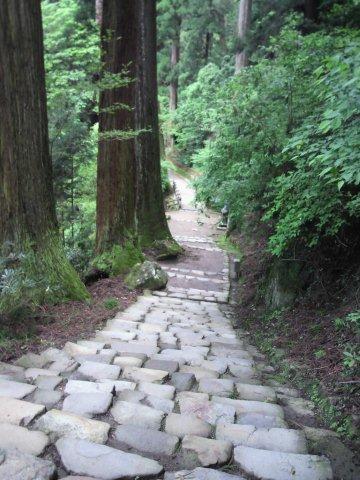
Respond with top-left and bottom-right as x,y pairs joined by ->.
0,181 -> 335,479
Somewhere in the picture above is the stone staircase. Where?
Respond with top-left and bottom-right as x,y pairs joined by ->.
0,292 -> 334,479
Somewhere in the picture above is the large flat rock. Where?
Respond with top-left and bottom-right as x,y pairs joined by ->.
182,435 -> 232,467
0,396 -> 45,426
35,409 -> 110,443
56,437 -> 163,479
0,423 -> 49,456
0,379 -> 36,399
198,379 -> 234,397
63,392 -> 113,417
164,467 -> 245,479
111,400 -> 164,429
212,396 -> 284,418
179,397 -> 235,426
77,361 -> 120,381
235,383 -> 277,402
234,445 -> 333,480
0,448 -> 56,480
216,424 -> 308,453
15,353 -> 49,369
165,413 -> 212,438
138,381 -> 175,399
115,424 -> 179,455
65,380 -> 114,395
122,366 -> 168,383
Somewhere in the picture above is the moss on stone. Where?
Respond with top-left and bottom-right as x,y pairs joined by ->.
152,238 -> 183,260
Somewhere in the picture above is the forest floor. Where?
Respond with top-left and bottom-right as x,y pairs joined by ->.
0,277 -> 138,363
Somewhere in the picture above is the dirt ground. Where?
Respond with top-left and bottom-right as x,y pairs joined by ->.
0,276 -> 138,363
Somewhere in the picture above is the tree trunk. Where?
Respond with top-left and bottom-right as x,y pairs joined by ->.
135,0 -> 171,245
95,0 -> 103,25
204,31 -> 212,64
304,0 -> 318,21
95,0 -> 137,253
235,0 -> 252,72
0,0 -> 88,306
169,39 -> 180,112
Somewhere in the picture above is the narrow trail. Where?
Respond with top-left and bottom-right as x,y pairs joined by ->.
0,176 -> 334,479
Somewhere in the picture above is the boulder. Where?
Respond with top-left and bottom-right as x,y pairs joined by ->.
152,239 -> 183,261
125,261 -> 168,290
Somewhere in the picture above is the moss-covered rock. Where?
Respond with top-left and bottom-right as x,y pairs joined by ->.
152,239 -> 183,261
125,261 -> 168,290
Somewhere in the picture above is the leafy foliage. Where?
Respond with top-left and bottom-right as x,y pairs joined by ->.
174,12 -> 359,257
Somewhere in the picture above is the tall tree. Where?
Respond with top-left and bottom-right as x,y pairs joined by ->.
95,0 -> 102,24
235,0 -> 252,72
95,0 -> 137,254
304,0 -> 318,21
134,0 -> 172,245
0,0 -> 88,307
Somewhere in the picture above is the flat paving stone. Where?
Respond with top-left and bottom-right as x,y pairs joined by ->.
122,366 -> 168,383
0,423 -> 49,456
64,342 -> 98,357
235,383 -> 277,402
234,445 -> 333,480
35,409 -> 110,443
63,392 -> 113,417
111,341 -> 159,356
164,467 -> 246,479
0,379 -> 36,399
138,381 -> 175,399
0,448 -> 56,480
0,396 -> 45,426
111,400 -> 164,429
113,356 -> 143,368
25,368 -> 58,380
77,340 -> 106,350
179,397 -> 236,426
144,395 -> 175,413
56,437 -> 163,479
33,389 -> 62,409
74,353 -> 115,365
15,353 -> 48,369
65,380 -> 114,395
97,330 -> 137,341
77,361 -> 120,381
236,413 -> 288,429
216,424 -> 308,453
115,424 -> 179,455
182,434 -> 233,467
180,365 -> 219,380
98,379 -> 136,393
145,359 -> 179,373
198,378 -> 234,397
212,396 -> 284,418
170,372 -> 195,391
165,413 -> 212,438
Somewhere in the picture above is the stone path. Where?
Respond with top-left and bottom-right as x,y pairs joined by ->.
0,175 -> 336,479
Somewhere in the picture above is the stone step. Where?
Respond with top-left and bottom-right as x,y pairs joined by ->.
0,379 -> 36,399
182,434 -> 233,467
115,424 -> 179,455
0,396 -> 45,426
56,437 -> 163,479
234,445 -> 333,480
216,424 -> 308,454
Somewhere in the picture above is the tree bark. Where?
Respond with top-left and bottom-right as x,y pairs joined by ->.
304,0 -> 318,21
95,0 -> 103,25
169,39 -> 180,112
0,0 -> 88,303
135,0 -> 171,245
235,0 -> 252,72
95,0 -> 137,253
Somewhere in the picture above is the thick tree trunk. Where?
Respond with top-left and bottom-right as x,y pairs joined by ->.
95,0 -> 137,253
0,0 -> 88,305
135,0 -> 171,245
235,0 -> 252,72
304,0 -> 318,21
95,0 -> 103,25
169,40 -> 180,112
204,31 -> 212,64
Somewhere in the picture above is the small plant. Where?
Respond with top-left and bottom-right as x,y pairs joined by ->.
103,298 -> 120,310
314,349 -> 326,359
